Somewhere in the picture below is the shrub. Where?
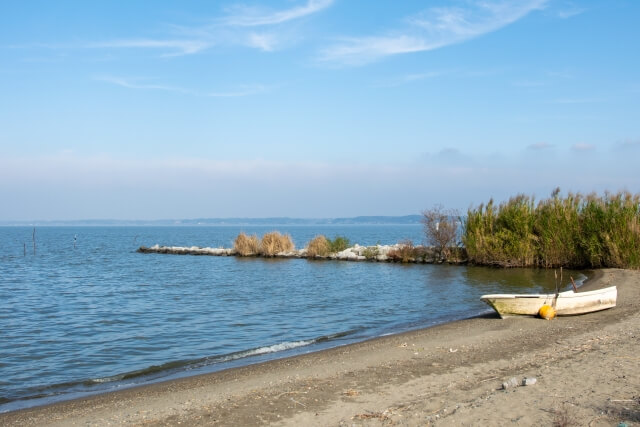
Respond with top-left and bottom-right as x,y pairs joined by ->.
233,232 -> 259,256
422,205 -> 459,258
305,235 -> 330,258
362,246 -> 379,260
327,236 -> 351,253
387,240 -> 416,263
260,231 -> 295,256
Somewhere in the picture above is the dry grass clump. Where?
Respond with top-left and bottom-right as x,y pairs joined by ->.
305,235 -> 351,257
551,403 -> 579,427
260,231 -> 295,256
233,232 -> 260,256
305,235 -> 330,258
388,240 -> 417,263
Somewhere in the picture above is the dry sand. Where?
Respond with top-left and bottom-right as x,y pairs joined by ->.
2,268 -> 639,426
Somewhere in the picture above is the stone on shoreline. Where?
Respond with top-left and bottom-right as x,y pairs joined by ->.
502,377 -> 519,390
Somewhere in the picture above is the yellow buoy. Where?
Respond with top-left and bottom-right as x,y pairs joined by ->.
539,304 -> 556,320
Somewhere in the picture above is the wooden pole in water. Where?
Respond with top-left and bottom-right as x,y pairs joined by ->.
32,227 -> 36,255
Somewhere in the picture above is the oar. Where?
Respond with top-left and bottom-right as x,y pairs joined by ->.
570,276 -> 578,292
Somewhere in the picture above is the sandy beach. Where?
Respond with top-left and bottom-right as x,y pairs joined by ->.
2,268 -> 638,426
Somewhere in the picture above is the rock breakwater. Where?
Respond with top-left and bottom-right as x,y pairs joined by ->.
137,244 -> 467,264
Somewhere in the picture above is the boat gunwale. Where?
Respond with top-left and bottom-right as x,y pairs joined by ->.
480,286 -> 616,301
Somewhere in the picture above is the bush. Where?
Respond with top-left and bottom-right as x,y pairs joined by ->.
305,235 -> 330,258
327,236 -> 351,253
387,240 -> 416,263
422,205 -> 459,258
260,231 -> 295,256
362,246 -> 379,260
233,232 -> 259,256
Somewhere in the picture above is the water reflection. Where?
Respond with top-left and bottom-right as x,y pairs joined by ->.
462,266 -> 589,294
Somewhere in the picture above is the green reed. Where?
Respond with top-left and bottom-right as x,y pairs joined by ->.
462,191 -> 640,269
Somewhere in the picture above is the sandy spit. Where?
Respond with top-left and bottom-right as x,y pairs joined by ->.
2,269 -> 639,426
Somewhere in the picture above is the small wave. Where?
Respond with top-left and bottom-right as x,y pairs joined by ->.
82,341 -> 317,387
101,329 -> 361,382
87,376 -> 121,384
80,340 -> 317,388
87,360 -> 192,384
1,329 -> 361,411
79,331 -> 359,387
228,339 -> 315,360
316,330 -> 355,342
211,329 -> 362,365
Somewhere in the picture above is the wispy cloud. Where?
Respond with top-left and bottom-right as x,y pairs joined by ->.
95,75 -> 193,94
10,39 -> 212,57
95,75 -> 270,97
15,1 -> 333,57
571,143 -> 595,152
376,70 -> 445,87
318,0 -> 548,66
555,7 -> 585,19
91,38 -> 211,56
221,0 -> 334,27
528,142 -> 554,150
614,139 -> 640,151
546,69 -> 574,79
245,32 -> 279,51
320,35 -> 438,67
164,0 -> 334,53
552,1 -> 586,19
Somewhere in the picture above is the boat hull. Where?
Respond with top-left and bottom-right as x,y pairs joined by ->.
480,286 -> 617,319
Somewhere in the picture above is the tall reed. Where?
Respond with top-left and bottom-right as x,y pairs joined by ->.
462,191 -> 640,269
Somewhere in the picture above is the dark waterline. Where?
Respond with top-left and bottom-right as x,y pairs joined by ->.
0,226 -> 587,412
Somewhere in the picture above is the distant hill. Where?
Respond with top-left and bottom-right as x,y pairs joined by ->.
0,215 -> 423,226
325,215 -> 422,225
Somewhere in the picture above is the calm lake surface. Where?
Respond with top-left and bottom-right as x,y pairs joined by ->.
0,225 -> 587,412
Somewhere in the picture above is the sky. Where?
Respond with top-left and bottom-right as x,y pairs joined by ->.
1,0 -> 639,220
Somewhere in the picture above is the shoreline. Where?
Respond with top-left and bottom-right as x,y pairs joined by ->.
2,268 -> 638,426
0,269 -> 592,415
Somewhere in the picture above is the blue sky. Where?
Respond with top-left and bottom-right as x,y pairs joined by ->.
1,0 -> 639,220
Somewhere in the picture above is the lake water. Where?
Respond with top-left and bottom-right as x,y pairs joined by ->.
0,225 -> 586,412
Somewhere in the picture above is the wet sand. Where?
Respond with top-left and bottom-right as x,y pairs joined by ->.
2,268 -> 639,426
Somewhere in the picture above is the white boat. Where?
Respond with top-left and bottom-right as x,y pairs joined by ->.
480,286 -> 617,319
